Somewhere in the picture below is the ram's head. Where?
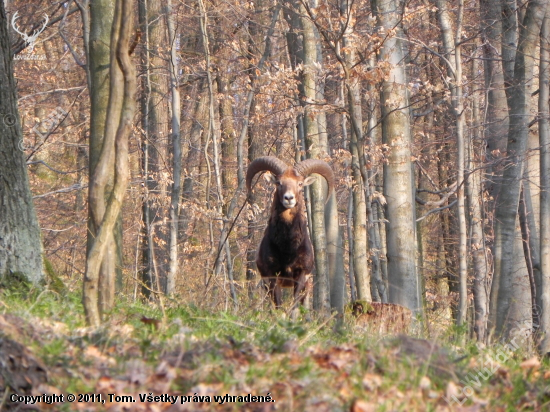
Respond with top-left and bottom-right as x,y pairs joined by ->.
246,156 -> 334,209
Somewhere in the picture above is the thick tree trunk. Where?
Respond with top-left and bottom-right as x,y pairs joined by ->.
372,0 -> 422,315
0,1 -> 44,283
480,0 -> 509,199
83,0 -> 136,326
87,0 -> 122,315
490,0 -> 548,336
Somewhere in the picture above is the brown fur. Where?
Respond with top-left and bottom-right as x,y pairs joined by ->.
257,186 -> 313,310
246,157 -> 334,311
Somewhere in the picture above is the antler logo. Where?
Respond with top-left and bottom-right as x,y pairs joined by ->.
12,11 -> 48,53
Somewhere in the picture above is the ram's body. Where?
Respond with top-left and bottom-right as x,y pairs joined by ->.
246,157 -> 334,309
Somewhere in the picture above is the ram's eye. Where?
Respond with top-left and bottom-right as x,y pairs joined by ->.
276,181 -> 281,186
298,182 -> 303,187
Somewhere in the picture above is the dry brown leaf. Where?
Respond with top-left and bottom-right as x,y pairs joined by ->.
520,356 -> 540,370
446,381 -> 463,400
351,399 -> 377,412
147,361 -> 177,393
84,345 -> 117,366
32,384 -> 64,409
362,373 -> 382,391
419,375 -> 431,396
312,345 -> 356,371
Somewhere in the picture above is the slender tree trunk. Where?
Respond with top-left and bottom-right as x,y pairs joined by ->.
298,0 -> 331,314
166,0 -> 181,295
519,181 -> 540,329
0,0 -> 44,282
244,0 -> 264,301
246,99 -> 260,299
179,78 -> 209,243
315,49 -> 345,314
325,193 -> 345,312
434,0 -> 468,325
139,0 -> 169,296
468,77 -> 490,341
339,0 -> 371,304
340,88 -> 357,302
539,15 -> 550,354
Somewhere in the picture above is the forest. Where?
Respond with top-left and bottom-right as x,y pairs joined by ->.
2,0 -> 550,409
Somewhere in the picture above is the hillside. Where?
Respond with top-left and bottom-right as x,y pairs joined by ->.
1,285 -> 549,412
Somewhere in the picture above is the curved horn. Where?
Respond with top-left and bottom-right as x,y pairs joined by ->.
294,159 -> 335,199
246,156 -> 289,191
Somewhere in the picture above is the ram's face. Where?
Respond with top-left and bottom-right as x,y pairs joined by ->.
267,169 -> 316,209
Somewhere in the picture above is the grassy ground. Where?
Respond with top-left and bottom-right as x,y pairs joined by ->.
1,283 -> 550,411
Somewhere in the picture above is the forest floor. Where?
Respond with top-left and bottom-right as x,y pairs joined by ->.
1,281 -> 549,412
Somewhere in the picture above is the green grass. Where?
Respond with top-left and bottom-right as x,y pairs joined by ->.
1,284 -> 549,411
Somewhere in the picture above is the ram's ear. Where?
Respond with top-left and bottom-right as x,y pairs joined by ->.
264,172 -> 278,184
303,176 -> 317,186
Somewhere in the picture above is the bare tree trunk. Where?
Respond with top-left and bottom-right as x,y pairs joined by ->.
365,80 -> 386,302
317,88 -> 345,313
246,100 -> 260,299
83,0 -> 136,326
480,0 -> 509,200
86,0 -> 122,315
325,193 -> 345,312
316,54 -> 345,314
138,0 -> 169,296
166,0 -> 181,295
468,76 -> 490,341
179,78 -> 209,243
490,0 -> 548,336
198,0 -> 227,293
338,0 -> 371,304
372,0 -> 422,315
434,0 -> 468,325
243,0 -> 264,301
519,180 -> 540,329
539,15 -> 550,354
341,92 -> 357,302
297,0 -> 331,314
0,0 -> 44,282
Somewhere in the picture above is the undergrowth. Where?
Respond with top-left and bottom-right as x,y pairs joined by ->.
1,283 -> 550,411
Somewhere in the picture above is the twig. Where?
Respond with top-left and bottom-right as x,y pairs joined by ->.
33,183 -> 87,199
190,317 -> 257,331
297,313 -> 336,348
0,387 -> 10,411
416,200 -> 457,222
